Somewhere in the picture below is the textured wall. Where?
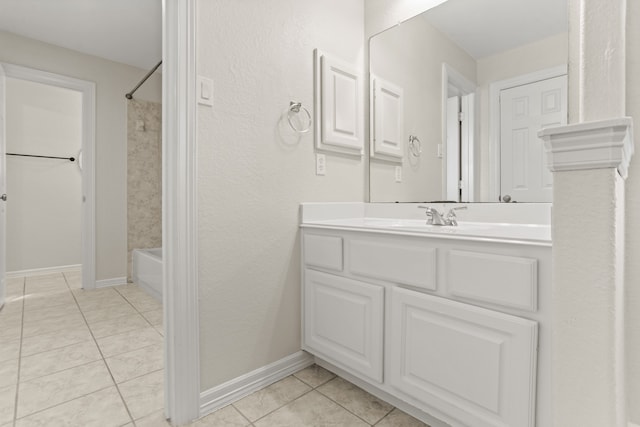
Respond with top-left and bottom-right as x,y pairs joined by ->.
126,99 -> 162,280
196,0 -> 365,390
6,77 -> 82,272
626,0 -> 640,423
0,30 -> 161,281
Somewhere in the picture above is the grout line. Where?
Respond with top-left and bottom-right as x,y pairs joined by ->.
11,275 -> 25,427
64,272 -> 136,426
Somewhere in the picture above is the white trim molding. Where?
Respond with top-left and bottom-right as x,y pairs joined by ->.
200,351 -> 314,416
538,117 -> 634,179
1,63 -> 96,291
163,0 -> 200,424
95,277 -> 128,288
6,264 -> 81,279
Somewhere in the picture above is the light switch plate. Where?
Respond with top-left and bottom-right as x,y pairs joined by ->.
316,154 -> 326,176
197,76 -> 214,107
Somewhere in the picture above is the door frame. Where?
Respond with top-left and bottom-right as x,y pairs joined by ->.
442,63 -> 476,202
488,65 -> 567,202
162,0 -> 201,423
1,63 -> 96,289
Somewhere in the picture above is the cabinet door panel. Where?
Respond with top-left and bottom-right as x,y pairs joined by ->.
388,287 -> 537,427
304,269 -> 384,382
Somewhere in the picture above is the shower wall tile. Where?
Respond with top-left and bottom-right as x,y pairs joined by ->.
127,100 -> 162,280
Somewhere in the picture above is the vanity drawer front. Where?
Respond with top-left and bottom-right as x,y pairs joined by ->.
446,250 -> 538,312
304,234 -> 343,272
349,239 -> 437,290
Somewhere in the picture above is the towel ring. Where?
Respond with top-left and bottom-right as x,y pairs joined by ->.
408,135 -> 422,157
287,101 -> 312,134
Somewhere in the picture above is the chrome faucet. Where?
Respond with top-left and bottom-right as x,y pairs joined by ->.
418,205 -> 467,226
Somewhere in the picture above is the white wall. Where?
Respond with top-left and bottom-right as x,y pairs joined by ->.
625,0 -> 640,422
6,78 -> 82,272
365,0 -> 447,38
196,0 -> 365,390
369,15 -> 476,202
476,33 -> 568,201
0,30 -> 161,281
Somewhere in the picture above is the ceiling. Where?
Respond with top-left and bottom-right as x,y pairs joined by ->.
0,0 -> 162,70
0,0 -> 566,69
423,0 -> 568,59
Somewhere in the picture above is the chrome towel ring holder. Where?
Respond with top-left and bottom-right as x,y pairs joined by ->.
408,135 -> 422,157
287,101 -> 312,134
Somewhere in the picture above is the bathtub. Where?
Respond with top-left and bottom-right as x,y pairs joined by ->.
132,248 -> 162,302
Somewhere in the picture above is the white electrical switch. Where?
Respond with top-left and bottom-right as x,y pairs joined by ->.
197,76 -> 214,106
395,166 -> 402,183
316,154 -> 326,176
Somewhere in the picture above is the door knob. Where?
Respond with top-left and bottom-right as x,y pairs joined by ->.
502,194 -> 511,203
0,194 -> 6,201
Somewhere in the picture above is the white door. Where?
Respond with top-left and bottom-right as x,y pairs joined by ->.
446,96 -> 460,201
0,64 -> 6,308
500,75 -> 567,202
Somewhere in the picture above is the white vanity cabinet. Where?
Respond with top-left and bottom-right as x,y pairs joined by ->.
388,287 -> 537,427
301,225 -> 551,427
303,269 -> 384,383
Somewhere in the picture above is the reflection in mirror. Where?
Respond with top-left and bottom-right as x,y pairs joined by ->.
369,0 -> 567,203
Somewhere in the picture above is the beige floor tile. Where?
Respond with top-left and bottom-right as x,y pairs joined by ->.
0,339 -> 20,364
0,359 -> 18,389
141,309 -> 162,326
253,390 -> 368,427
23,292 -> 75,311
0,301 -> 23,318
20,341 -> 102,381
89,314 -> 149,338
6,281 -> 24,297
96,327 -> 163,358
154,324 -> 164,336
82,303 -> 138,324
118,369 -> 164,420
25,283 -> 68,296
133,410 -> 172,426
16,360 -> 114,418
190,405 -> 249,426
293,364 -> 336,388
21,313 -> 85,338
21,326 -> 92,357
15,386 -> 131,427
317,377 -> 393,424
105,343 -> 163,383
0,323 -> 22,342
22,303 -> 81,323
114,284 -> 147,298
376,409 -> 430,427
75,294 -> 129,312
6,277 -> 25,286
128,297 -> 161,313
0,384 -> 16,426
233,376 -> 311,422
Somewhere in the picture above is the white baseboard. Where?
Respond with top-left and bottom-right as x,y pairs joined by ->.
6,264 -> 81,279
95,277 -> 128,288
199,351 -> 314,416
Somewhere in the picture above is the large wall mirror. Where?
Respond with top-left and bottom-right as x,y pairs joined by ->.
369,0 -> 568,203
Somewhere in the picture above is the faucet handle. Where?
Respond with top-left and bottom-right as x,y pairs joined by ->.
445,206 -> 467,226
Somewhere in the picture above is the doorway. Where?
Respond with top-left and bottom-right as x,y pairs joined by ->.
489,65 -> 568,202
0,63 -> 96,299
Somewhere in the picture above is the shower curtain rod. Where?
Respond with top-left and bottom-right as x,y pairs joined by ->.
125,60 -> 162,100
7,153 -> 75,162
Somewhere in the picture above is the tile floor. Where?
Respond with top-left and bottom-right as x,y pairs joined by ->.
0,271 -> 429,426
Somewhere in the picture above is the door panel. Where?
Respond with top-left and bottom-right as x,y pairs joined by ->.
0,63 -> 6,308
500,75 -> 567,202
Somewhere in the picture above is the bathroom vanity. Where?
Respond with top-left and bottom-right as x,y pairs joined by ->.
300,203 -> 552,427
